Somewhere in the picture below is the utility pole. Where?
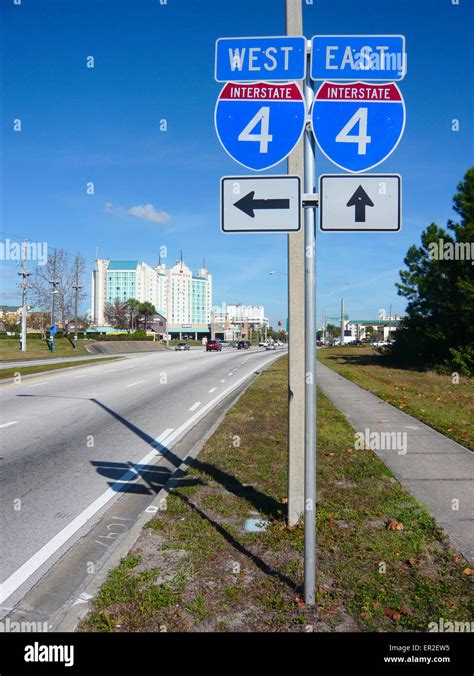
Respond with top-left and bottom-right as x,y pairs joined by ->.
72,255 -> 83,348
286,0 -> 306,530
340,298 -> 345,346
388,303 -> 392,341
49,250 -> 58,326
18,240 -> 31,352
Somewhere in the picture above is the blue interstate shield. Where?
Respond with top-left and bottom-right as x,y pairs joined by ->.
311,81 -> 405,173
215,82 -> 306,171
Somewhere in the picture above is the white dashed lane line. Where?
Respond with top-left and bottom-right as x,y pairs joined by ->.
208,387 -> 217,393
0,421 -> 18,429
189,401 -> 201,411
220,379 -> 226,383
126,380 -> 145,388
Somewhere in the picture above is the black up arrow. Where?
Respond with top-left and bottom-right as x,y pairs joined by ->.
346,185 -> 374,222
234,191 -> 290,218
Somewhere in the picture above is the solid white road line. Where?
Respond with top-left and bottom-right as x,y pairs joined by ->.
126,380 -> 145,388
0,426 -> 176,605
208,387 -> 217,393
155,428 -> 174,442
0,421 -> 18,429
0,352 -> 282,605
29,382 -> 49,387
189,401 -> 201,411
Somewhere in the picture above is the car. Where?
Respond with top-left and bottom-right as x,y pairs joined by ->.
175,342 -> 190,351
237,340 -> 250,350
266,343 -> 277,350
206,339 -> 222,352
259,341 -> 268,347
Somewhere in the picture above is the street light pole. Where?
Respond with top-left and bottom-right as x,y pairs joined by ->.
341,298 -> 345,347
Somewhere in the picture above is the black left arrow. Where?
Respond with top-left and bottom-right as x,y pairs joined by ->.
346,185 -> 374,222
234,191 -> 290,218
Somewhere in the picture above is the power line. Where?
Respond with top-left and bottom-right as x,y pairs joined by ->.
0,230 -> 97,271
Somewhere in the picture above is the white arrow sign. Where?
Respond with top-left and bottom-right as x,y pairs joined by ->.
221,175 -> 301,233
319,174 -> 401,232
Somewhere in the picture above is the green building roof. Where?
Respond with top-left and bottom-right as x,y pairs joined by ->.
108,261 -> 138,270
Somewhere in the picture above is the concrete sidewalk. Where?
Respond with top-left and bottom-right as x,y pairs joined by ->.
317,362 -> 473,564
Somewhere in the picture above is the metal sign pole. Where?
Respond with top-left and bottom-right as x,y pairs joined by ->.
303,45 -> 317,605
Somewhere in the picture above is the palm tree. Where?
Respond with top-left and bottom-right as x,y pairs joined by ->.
138,301 -> 156,332
125,298 -> 140,333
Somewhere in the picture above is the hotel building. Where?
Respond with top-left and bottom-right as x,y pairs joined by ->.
92,256 -> 212,339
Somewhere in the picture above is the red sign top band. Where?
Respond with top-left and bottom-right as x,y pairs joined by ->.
220,82 -> 303,101
316,82 -> 402,102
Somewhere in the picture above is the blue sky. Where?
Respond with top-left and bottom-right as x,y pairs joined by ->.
1,0 -> 472,326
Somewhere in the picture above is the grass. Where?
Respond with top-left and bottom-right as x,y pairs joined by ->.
318,346 -> 474,451
0,357 -> 120,380
80,356 -> 472,633
0,336 -> 94,362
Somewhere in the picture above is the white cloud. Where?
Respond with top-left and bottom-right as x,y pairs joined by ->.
103,202 -> 125,217
128,203 -> 171,224
104,202 -> 171,224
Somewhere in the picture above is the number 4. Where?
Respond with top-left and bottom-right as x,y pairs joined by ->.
336,107 -> 371,155
238,106 -> 273,153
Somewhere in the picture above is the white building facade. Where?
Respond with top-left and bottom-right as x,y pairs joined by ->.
91,257 -> 212,338
226,304 -> 268,329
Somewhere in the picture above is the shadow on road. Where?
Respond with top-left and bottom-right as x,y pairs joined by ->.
17,393 -> 294,591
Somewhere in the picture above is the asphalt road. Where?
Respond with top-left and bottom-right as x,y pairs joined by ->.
0,345 -> 284,616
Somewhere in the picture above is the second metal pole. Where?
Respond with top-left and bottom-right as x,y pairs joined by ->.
303,46 -> 317,605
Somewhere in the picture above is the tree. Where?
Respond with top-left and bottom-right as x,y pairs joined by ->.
29,249 -> 86,331
124,298 -> 140,332
392,167 -> 474,373
138,302 -> 156,332
325,323 -> 340,341
104,299 -> 128,329
365,326 -> 375,342
27,312 -> 50,334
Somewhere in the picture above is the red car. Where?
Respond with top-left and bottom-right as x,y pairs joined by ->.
206,340 -> 222,352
